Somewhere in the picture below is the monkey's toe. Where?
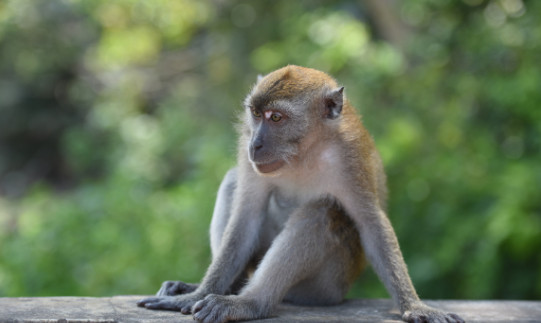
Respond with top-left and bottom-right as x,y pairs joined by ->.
136,296 -> 161,307
193,294 -> 261,323
136,296 -> 186,311
402,305 -> 465,323
157,280 -> 198,296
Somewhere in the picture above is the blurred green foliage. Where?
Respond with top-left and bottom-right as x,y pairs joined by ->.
0,0 -> 540,300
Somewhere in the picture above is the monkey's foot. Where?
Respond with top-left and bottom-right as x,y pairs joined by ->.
136,293 -> 204,315
156,280 -> 199,296
192,294 -> 263,323
402,303 -> 465,323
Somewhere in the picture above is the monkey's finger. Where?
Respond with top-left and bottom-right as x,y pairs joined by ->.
192,300 -> 204,313
193,303 -> 220,323
136,297 -> 161,307
180,305 -> 192,315
447,313 -> 465,323
192,300 -> 213,322
156,288 -> 166,296
144,300 -> 180,310
157,281 -> 173,296
166,281 -> 185,295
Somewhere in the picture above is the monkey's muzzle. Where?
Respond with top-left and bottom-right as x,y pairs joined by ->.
253,160 -> 286,174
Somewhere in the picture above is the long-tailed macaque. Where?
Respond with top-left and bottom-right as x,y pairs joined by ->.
137,65 -> 464,323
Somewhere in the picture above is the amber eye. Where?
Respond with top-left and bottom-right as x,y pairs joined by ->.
251,109 -> 262,118
270,114 -> 282,122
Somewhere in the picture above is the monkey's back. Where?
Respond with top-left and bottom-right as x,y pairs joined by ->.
339,100 -> 388,212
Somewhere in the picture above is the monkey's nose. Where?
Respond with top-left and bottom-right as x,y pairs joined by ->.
249,141 -> 264,160
251,137 -> 264,150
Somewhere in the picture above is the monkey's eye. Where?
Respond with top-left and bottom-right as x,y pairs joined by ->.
251,108 -> 262,118
270,113 -> 282,122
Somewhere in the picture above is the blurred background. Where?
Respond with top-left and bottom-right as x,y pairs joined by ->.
0,0 -> 540,300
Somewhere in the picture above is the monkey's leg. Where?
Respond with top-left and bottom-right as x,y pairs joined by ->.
353,206 -> 464,323
191,201 -> 351,323
139,167 -> 270,314
208,167 -> 254,295
284,204 -> 364,306
149,169 -> 238,298
209,168 -> 237,257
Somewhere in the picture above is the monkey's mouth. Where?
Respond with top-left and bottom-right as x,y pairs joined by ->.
254,160 -> 286,174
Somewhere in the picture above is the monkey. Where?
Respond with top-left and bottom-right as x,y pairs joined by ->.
137,65 -> 465,323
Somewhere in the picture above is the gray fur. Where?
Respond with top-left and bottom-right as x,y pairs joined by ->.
137,67 -> 464,323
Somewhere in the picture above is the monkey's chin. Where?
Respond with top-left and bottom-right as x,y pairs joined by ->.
253,160 -> 286,174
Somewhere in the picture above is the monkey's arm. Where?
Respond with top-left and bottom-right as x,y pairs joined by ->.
349,203 -> 464,323
357,207 -> 420,311
138,167 -> 270,313
197,174 -> 269,295
191,200 -> 348,323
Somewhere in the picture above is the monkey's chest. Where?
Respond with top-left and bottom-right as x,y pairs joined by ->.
261,190 -> 300,238
267,190 -> 298,221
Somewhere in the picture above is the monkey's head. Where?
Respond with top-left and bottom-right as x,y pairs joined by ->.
243,65 -> 344,175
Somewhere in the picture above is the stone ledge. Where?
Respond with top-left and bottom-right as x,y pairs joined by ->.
0,296 -> 540,322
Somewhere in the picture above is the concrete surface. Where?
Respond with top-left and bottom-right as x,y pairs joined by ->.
0,296 -> 540,322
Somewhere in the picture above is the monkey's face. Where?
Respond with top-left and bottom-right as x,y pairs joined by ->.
243,65 -> 344,176
244,98 -> 310,175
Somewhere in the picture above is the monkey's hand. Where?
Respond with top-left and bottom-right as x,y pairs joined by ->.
402,302 -> 465,323
136,292 -> 205,314
192,294 -> 263,323
156,280 -> 199,296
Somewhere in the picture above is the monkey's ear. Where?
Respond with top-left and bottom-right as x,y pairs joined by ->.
324,87 -> 344,119
257,74 -> 265,83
